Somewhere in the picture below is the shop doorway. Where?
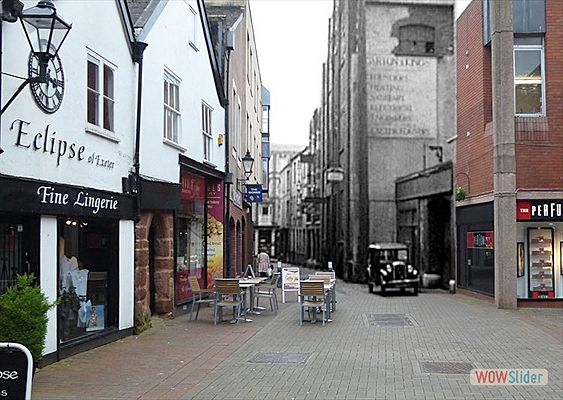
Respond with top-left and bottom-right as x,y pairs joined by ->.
428,196 -> 452,287
148,226 -> 156,315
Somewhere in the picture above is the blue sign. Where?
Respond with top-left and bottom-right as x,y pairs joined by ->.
245,184 -> 263,203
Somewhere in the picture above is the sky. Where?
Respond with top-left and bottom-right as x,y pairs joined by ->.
250,0 -> 472,147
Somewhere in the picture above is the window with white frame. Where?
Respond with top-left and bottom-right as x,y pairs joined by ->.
188,5 -> 198,50
202,102 -> 213,161
163,71 -> 181,143
87,54 -> 115,132
232,85 -> 241,155
514,37 -> 545,116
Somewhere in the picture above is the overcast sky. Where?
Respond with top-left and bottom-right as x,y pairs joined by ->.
250,0 -> 472,146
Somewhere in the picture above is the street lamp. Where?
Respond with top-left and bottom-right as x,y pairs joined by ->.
1,0 -> 72,115
241,150 -> 254,179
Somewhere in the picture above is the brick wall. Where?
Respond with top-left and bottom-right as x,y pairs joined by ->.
456,0 -> 563,196
515,0 -> 563,190
455,0 -> 493,197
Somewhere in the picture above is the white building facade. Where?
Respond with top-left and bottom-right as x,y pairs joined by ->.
0,0 -> 139,361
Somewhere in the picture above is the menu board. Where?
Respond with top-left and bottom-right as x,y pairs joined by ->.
281,267 -> 300,303
528,228 -> 555,299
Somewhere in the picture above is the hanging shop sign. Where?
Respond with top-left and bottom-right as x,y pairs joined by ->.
8,119 -> 115,169
244,184 -> 263,203
0,176 -> 135,219
517,200 -> 563,222
467,231 -> 494,249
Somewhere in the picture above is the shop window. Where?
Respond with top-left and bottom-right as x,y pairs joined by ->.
202,102 -> 213,161
397,24 -> 435,56
58,218 -> 117,343
176,173 -> 206,304
87,54 -> 115,132
0,219 -> 38,294
164,70 -> 181,143
514,37 -> 545,116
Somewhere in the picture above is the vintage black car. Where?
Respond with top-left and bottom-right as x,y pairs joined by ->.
366,243 -> 419,295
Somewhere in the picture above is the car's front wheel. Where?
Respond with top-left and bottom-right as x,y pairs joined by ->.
380,285 -> 386,296
413,285 -> 419,296
368,283 -> 374,294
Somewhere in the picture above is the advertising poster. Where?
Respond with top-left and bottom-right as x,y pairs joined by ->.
206,179 -> 224,288
86,305 -> 105,332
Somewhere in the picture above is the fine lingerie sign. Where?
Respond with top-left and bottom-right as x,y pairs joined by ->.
517,200 -> 563,222
0,176 -> 135,219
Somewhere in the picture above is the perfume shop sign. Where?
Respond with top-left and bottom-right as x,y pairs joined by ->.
9,119 -> 115,169
517,200 -> 563,221
0,176 -> 135,219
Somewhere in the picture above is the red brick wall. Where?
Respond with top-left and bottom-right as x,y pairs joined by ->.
456,0 -> 494,197
456,0 -> 563,196
515,0 -> 563,190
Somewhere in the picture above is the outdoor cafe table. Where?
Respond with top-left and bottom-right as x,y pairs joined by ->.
238,277 -> 268,321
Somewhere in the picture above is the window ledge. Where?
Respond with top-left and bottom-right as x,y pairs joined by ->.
163,138 -> 187,152
203,160 -> 217,168
85,124 -> 120,143
189,41 -> 199,52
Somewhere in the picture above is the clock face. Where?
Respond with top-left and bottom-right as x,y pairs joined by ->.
28,52 -> 65,114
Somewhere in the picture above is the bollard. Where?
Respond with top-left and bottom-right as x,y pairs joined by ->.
449,279 -> 456,294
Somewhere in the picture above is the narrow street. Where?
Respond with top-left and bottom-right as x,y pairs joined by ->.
33,268 -> 563,400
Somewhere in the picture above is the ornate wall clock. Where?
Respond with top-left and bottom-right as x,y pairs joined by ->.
28,52 -> 65,114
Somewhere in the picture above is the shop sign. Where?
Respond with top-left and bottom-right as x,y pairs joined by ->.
180,172 -> 205,200
517,200 -> 563,221
9,119 -> 115,169
467,231 -> 494,249
244,184 -> 263,203
0,343 -> 33,400
0,176 -> 135,220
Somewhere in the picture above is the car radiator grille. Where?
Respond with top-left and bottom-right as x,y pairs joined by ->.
394,264 -> 405,280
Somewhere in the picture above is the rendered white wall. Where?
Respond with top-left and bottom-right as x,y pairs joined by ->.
139,0 -> 225,183
0,1 -> 136,193
119,220 -> 135,330
40,216 -> 58,356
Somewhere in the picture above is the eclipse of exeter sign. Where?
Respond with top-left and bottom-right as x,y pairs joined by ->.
9,119 -> 115,169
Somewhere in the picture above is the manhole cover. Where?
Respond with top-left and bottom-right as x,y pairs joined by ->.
366,313 -> 414,327
248,352 -> 310,364
420,362 -> 474,374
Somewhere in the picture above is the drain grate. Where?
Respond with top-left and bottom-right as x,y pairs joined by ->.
366,313 -> 414,327
420,362 -> 474,374
248,352 -> 310,364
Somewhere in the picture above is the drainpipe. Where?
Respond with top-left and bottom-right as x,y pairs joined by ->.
131,41 -> 148,223
224,42 -> 232,278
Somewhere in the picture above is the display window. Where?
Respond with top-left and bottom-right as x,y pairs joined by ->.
0,215 -> 39,294
466,231 -> 495,295
527,227 -> 555,298
176,173 -> 206,304
58,217 -> 118,343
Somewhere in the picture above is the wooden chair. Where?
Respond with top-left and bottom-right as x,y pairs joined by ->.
213,279 -> 244,325
188,276 -> 215,321
310,274 -> 336,312
254,273 -> 279,314
299,280 -> 327,326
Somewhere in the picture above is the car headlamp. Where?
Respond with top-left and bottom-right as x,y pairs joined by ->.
386,264 -> 392,272
407,264 -> 413,273
413,269 -> 418,275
